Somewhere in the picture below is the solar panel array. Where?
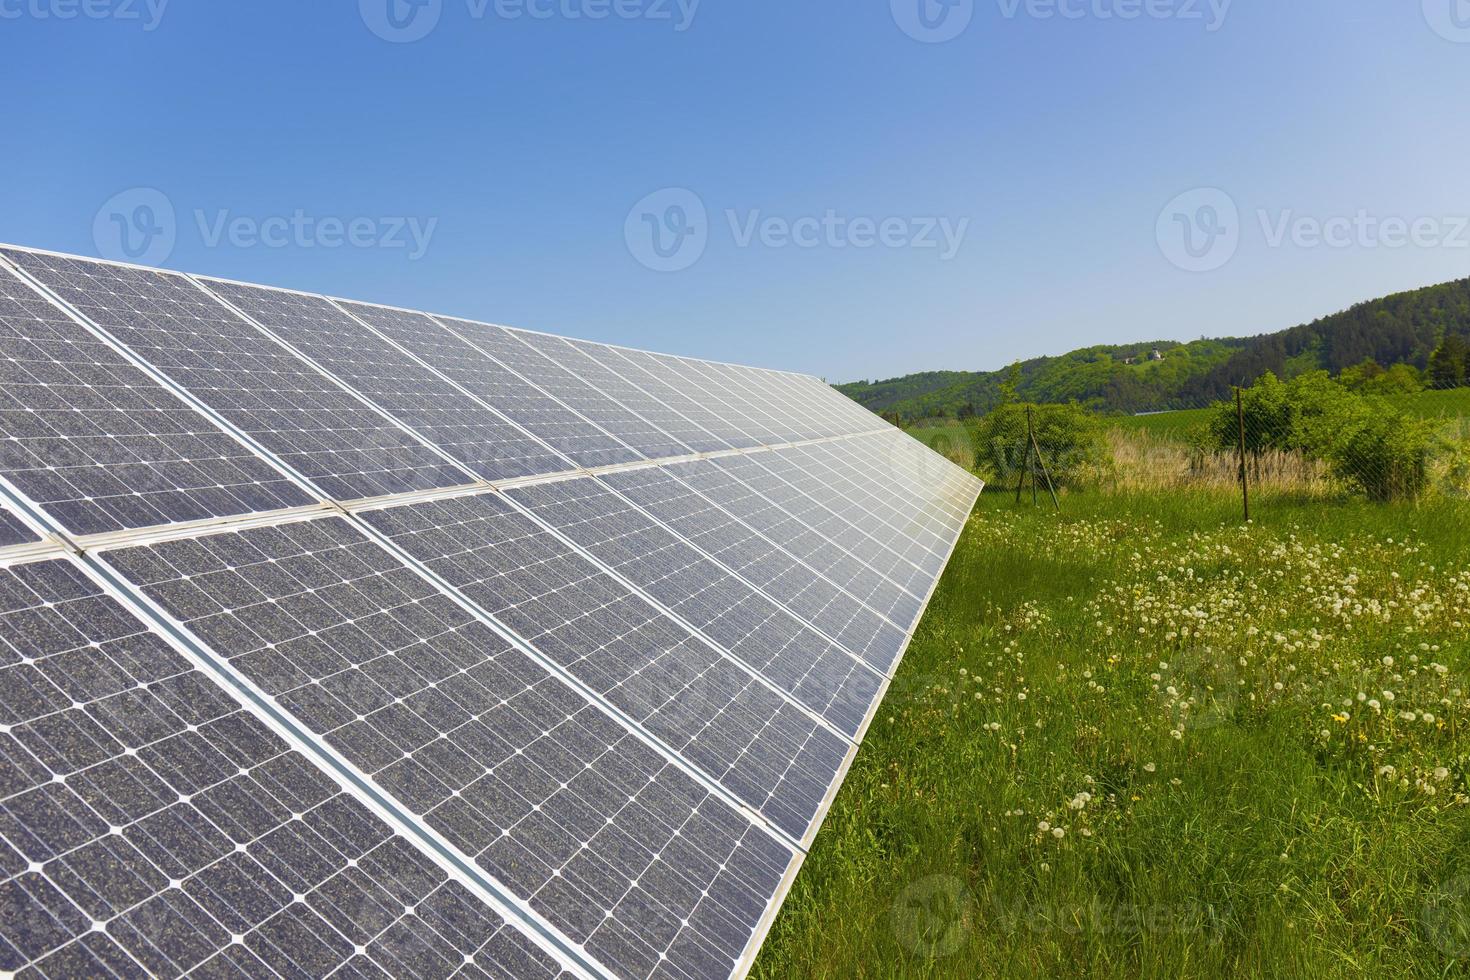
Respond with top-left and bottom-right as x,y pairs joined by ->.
0,243 -> 983,980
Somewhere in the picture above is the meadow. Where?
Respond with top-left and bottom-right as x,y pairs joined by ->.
753,488 -> 1470,978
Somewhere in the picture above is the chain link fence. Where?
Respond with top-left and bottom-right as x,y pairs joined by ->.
904,375 -> 1470,516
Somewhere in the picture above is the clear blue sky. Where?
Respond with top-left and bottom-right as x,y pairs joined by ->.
4,1 -> 1469,382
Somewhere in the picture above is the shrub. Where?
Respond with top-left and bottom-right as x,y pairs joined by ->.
1207,372 -> 1436,501
967,402 -> 1109,491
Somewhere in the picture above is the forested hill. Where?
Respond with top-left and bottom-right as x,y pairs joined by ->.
838,277 -> 1470,420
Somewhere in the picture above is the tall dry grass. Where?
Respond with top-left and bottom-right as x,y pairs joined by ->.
1103,428 -> 1332,495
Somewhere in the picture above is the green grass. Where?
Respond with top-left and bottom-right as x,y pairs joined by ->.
1104,389 -> 1470,442
753,489 -> 1470,979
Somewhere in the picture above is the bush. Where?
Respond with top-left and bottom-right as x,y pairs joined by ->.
967,402 -> 1108,491
1206,372 -> 1436,501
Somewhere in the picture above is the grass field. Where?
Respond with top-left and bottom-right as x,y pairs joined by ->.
1106,388 -> 1470,440
753,489 -> 1470,978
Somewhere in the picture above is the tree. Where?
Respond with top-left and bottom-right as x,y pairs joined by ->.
967,402 -> 1107,491
1429,333 -> 1468,388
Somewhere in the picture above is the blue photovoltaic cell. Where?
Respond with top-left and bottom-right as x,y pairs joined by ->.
103,518 -> 798,980
337,303 -> 637,471
446,323 -> 686,463
358,493 -> 850,842
196,281 -> 570,484
3,250 -> 467,503
684,363 -> 822,444
505,330 -> 723,458
504,477 -> 882,737
598,464 -> 910,676
596,349 -> 768,451
0,503 -> 38,549
659,359 -> 798,446
567,342 -> 746,454
0,556 -> 569,980
0,258 -> 313,538
681,457 -> 927,634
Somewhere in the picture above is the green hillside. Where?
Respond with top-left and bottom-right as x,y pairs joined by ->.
840,277 -> 1470,421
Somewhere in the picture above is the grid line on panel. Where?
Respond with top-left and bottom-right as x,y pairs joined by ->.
503,328 -> 731,459
0,254 -> 316,539
354,492 -> 851,845
677,456 -> 928,638
333,302 -> 636,472
467,325 -> 693,463
598,348 -> 766,451
669,358 -> 803,447
501,477 -> 883,740
578,467 -> 905,677
0,555 -> 576,980
431,315 -> 649,471
736,450 -> 939,604
489,489 -> 856,747
0,248 -> 471,505
96,517 -> 797,980
192,278 -> 573,486
595,464 -> 912,677
683,362 -> 819,445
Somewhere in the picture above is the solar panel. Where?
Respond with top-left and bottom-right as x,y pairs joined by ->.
600,350 -> 773,450
504,330 -> 725,457
438,322 -> 688,463
337,303 -> 639,471
0,555 -> 573,979
678,456 -> 927,632
597,465 -> 910,676
0,242 -> 981,980
565,342 -> 749,453
503,477 -> 883,737
0,258 -> 313,538
3,250 -> 469,503
0,501 -> 40,549
195,279 -> 573,484
356,493 -> 851,842
99,517 -> 796,980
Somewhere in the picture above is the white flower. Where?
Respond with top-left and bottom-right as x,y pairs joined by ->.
1037,821 -> 1051,832
1143,762 -> 1157,773
1435,767 -> 1451,782
1051,827 -> 1066,839
1382,656 -> 1395,667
